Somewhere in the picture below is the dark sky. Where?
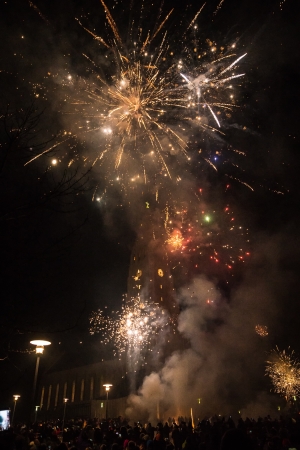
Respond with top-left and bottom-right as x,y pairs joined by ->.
0,0 -> 300,413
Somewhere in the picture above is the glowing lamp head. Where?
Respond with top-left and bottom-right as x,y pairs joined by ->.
103,383 -> 112,392
63,398 -> 69,403
36,346 -> 44,354
30,339 -> 51,354
13,395 -> 20,401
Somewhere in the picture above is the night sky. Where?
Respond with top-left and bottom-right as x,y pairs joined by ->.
0,0 -> 300,416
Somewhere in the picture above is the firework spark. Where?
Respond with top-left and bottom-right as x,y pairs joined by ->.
255,324 -> 268,337
266,346 -> 300,401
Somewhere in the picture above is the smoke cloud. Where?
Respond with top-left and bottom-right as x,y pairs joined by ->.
126,228 -> 297,423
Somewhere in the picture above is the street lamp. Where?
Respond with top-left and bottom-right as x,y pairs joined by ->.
12,395 -> 20,426
30,340 -> 51,415
103,384 -> 112,420
62,398 -> 69,439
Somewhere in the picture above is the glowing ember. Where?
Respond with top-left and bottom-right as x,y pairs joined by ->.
255,324 -> 268,337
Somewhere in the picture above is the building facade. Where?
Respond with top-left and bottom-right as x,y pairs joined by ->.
38,358 -> 128,420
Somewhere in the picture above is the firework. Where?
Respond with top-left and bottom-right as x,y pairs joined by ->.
266,346 -> 300,401
163,200 -> 251,278
255,324 -> 268,337
28,1 -> 248,191
166,229 -> 184,251
23,1 -> 253,357
89,296 -> 170,356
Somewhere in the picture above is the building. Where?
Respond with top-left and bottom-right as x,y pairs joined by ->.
37,357 -> 129,420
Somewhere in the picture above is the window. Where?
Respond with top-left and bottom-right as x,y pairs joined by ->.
80,379 -> 85,401
90,377 -> 94,400
55,384 -> 59,407
71,381 -> 75,402
63,382 -> 67,399
47,385 -> 52,410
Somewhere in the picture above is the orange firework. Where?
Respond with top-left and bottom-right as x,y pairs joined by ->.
166,230 -> 184,251
255,324 -> 268,337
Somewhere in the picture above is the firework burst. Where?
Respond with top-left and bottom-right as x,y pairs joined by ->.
29,0 -> 248,191
255,324 -> 269,337
89,295 -> 171,357
266,346 -> 300,401
162,199 -> 251,278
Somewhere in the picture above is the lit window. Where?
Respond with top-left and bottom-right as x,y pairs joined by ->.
63,382 -> 67,399
71,381 -> 75,402
90,377 -> 94,400
47,385 -> 52,410
55,383 -> 59,407
80,379 -> 85,401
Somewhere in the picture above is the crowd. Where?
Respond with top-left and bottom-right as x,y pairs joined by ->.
1,414 -> 300,450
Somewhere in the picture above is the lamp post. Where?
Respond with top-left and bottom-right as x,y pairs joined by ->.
12,395 -> 20,427
103,384 -> 112,420
30,339 -> 51,417
62,397 -> 68,438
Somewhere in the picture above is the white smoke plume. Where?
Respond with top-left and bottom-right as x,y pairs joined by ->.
126,232 -> 290,423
